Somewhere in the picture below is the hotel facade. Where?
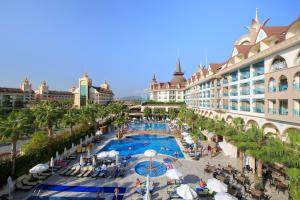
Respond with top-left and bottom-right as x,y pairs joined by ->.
73,73 -> 114,108
151,13 -> 300,141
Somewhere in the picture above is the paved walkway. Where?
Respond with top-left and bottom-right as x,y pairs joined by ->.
10,129 -> 290,200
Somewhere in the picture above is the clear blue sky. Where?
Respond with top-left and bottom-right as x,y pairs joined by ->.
0,0 -> 299,97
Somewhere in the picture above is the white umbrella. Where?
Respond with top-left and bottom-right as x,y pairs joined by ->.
144,174 -> 151,200
166,169 -> 183,180
64,147 -> 68,158
97,151 -> 109,159
215,192 -> 238,200
207,178 -> 228,193
176,184 -> 197,200
96,130 -> 103,136
7,176 -> 13,200
29,164 -> 49,174
79,155 -> 84,167
56,151 -> 60,160
80,138 -> 83,145
116,154 -> 119,165
144,149 -> 157,158
185,138 -> 194,144
108,150 -> 119,157
87,149 -> 91,158
184,135 -> 192,140
181,132 -> 189,136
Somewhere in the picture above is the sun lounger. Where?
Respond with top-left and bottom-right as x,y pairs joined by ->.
15,181 -> 33,191
99,170 -> 108,178
91,170 -> 100,178
83,166 -> 94,177
32,174 -> 47,180
59,166 -> 73,176
22,177 -> 39,186
65,166 -> 77,176
77,167 -> 88,177
40,171 -> 51,177
70,166 -> 81,176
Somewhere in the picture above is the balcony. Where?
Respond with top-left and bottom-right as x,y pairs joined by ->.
223,92 -> 228,97
268,108 -> 276,114
223,79 -> 228,84
223,105 -> 228,110
294,83 -> 300,90
231,106 -> 238,110
217,104 -> 221,109
253,87 -> 265,94
253,68 -> 264,77
278,84 -> 288,91
217,82 -> 221,87
268,86 -> 276,92
240,72 -> 250,80
279,108 -> 288,115
294,109 -> 300,117
240,106 -> 250,112
253,106 -> 264,113
230,91 -> 238,96
240,89 -> 250,95
211,94 -> 214,98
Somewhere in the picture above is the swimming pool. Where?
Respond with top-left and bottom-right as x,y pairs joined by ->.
98,135 -> 184,158
128,122 -> 170,132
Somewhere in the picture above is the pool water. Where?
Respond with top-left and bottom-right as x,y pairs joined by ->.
128,122 -> 170,131
98,135 -> 184,158
135,161 -> 167,177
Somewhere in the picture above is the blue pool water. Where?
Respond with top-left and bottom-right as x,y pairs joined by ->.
128,122 -> 170,131
135,161 -> 167,177
98,134 -> 184,158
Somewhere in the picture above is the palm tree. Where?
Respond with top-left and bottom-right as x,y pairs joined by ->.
80,104 -> 98,132
61,108 -> 80,136
232,117 -> 245,132
143,107 -> 152,119
34,101 -> 61,138
0,110 -> 31,175
168,108 -> 178,120
113,115 -> 125,139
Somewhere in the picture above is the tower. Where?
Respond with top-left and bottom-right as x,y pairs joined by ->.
79,72 -> 91,107
171,59 -> 186,83
20,78 -> 32,92
151,74 -> 157,85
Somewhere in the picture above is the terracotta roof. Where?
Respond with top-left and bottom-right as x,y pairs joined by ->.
261,26 -> 288,42
234,45 -> 253,57
0,87 -> 34,94
209,63 -> 223,73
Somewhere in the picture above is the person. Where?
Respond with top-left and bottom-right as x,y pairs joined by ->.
135,178 -> 141,187
174,151 -> 179,157
114,186 -> 119,199
101,164 -> 107,171
199,179 -> 206,187
128,146 -> 132,150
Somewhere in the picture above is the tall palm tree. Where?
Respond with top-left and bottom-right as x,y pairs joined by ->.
80,103 -> 98,132
143,107 -> 152,119
33,101 -> 61,138
0,110 -> 31,175
113,115 -> 125,139
61,108 -> 80,136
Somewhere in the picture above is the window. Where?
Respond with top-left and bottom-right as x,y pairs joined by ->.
271,56 -> 287,71
279,75 -> 288,91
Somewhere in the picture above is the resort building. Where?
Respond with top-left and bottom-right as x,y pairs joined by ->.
0,78 -> 35,108
184,13 -> 300,140
149,59 -> 186,102
73,73 -> 114,108
35,80 -> 74,102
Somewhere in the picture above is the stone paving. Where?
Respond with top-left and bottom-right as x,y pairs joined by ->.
11,129 -> 290,200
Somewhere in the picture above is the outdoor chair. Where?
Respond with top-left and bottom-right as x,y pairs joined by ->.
32,173 -> 47,180
15,181 -> 33,191
83,166 -> 94,177
59,165 -> 73,176
91,170 -> 100,178
70,166 -> 81,176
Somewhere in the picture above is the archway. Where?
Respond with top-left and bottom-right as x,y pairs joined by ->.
246,119 -> 259,130
262,123 -> 280,139
226,115 -> 233,125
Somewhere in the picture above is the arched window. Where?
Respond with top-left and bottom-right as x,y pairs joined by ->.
279,75 -> 288,91
268,78 -> 276,92
294,72 -> 300,90
271,56 -> 287,71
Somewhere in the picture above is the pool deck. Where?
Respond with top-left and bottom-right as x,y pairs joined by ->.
10,128 -> 290,200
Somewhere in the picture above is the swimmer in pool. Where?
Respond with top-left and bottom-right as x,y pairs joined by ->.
128,146 -> 132,150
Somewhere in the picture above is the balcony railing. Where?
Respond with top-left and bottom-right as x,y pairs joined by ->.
279,108 -> 288,115
230,91 -> 238,96
223,92 -> 228,97
223,105 -> 228,109
253,106 -> 264,113
294,83 -> 300,90
231,106 -> 238,110
240,72 -> 250,80
253,68 -> 264,76
240,106 -> 250,112
268,108 -> 276,114
268,86 -> 276,92
294,109 -> 300,117
240,89 -> 250,95
253,87 -> 265,94
223,79 -> 228,84
279,84 -> 288,91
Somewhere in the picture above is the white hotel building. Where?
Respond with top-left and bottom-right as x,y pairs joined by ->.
184,13 -> 300,141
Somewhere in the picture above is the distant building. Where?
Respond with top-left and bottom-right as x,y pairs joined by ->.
149,59 -> 186,102
0,78 -> 34,108
73,73 -> 114,108
35,80 -> 74,102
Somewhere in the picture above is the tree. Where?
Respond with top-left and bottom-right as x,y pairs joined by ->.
61,108 -> 80,136
80,104 -> 98,132
0,110 -> 31,175
33,101 -> 61,138
232,117 -> 245,132
113,115 -> 125,139
168,108 -> 179,120
143,107 -> 152,119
